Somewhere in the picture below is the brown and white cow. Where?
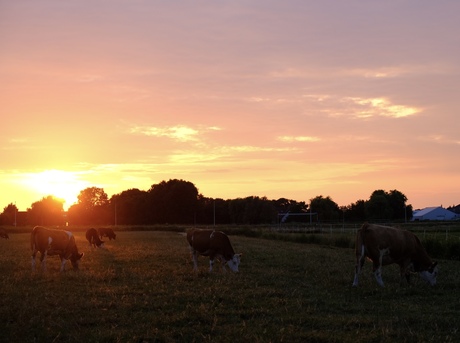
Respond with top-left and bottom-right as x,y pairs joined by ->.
352,223 -> 438,287
86,228 -> 105,249
98,227 -> 116,240
0,227 -> 9,239
187,228 -> 242,272
31,226 -> 84,272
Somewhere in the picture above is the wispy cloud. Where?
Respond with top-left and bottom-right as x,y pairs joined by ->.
129,125 -> 221,142
345,97 -> 420,118
277,136 -> 320,143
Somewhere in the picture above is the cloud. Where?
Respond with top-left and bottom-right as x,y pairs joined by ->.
344,97 -> 420,118
303,94 -> 421,119
129,125 -> 208,142
277,136 -> 320,143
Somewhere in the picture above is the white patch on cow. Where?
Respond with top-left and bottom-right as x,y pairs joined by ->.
374,268 -> 384,287
60,259 -> 67,272
227,253 -> 241,272
373,248 -> 389,287
419,265 -> 438,286
191,248 -> 199,270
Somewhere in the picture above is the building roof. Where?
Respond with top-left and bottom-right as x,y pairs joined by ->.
412,206 -> 458,220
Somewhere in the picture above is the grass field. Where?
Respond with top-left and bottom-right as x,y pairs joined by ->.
0,230 -> 459,342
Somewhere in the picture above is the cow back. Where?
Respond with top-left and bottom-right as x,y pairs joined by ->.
31,226 -> 82,259
187,229 -> 235,259
359,223 -> 433,269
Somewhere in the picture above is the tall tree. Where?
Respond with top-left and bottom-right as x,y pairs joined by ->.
27,196 -> 65,226
0,203 -> 18,225
148,179 -> 199,224
68,187 -> 110,225
110,188 -> 149,225
309,195 -> 340,222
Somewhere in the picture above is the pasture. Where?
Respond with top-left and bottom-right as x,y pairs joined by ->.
0,230 -> 459,342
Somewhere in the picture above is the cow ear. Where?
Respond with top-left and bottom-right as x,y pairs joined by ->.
79,253 -> 84,259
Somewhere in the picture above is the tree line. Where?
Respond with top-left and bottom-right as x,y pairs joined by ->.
0,179 -> 414,226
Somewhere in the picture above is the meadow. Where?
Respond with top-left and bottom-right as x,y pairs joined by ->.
0,229 -> 459,342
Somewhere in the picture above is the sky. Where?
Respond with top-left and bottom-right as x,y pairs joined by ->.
1,1 -> 459,212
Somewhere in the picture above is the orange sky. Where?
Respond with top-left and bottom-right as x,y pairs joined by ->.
1,1 -> 459,212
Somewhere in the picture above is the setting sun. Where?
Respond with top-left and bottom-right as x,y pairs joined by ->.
20,170 -> 89,210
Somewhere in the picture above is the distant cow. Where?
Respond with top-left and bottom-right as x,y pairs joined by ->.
98,227 -> 116,240
352,223 -> 438,287
86,228 -> 105,249
187,228 -> 242,272
31,226 -> 84,272
0,227 -> 9,239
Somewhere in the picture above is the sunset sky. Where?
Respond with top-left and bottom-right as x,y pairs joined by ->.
1,1 -> 459,212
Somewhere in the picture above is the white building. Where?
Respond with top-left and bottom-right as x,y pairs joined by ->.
412,206 -> 459,221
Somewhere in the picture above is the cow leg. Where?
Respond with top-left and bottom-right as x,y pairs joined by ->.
401,263 -> 412,285
40,251 -> 47,272
31,251 -> 37,271
190,248 -> 199,271
373,265 -> 384,287
373,249 -> 388,287
352,245 -> 365,286
209,258 -> 214,272
60,257 -> 67,272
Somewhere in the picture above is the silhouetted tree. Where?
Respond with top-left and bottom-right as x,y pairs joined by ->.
68,187 -> 110,225
365,189 -> 411,221
148,179 -> 199,224
366,190 -> 392,220
0,203 -> 18,225
110,188 -> 149,225
27,196 -> 65,226
310,195 -> 340,222
242,196 -> 277,224
273,198 -> 308,223
343,199 -> 366,222
388,189 -> 409,220
195,196 -> 231,225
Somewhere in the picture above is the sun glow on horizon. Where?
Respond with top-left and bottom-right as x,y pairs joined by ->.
20,170 -> 90,210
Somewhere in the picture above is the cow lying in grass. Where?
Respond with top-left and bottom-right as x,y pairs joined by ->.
187,228 -> 242,272
352,223 -> 438,287
31,226 -> 84,272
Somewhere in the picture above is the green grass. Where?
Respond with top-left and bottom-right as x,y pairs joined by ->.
0,231 -> 459,342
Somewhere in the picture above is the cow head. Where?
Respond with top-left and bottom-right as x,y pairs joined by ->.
419,262 -> 438,286
227,253 -> 242,272
70,252 -> 84,270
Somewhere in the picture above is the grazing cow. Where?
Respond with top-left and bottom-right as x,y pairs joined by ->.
352,223 -> 438,287
31,226 -> 84,272
98,227 -> 116,240
0,227 -> 9,239
187,228 -> 242,272
86,228 -> 105,249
